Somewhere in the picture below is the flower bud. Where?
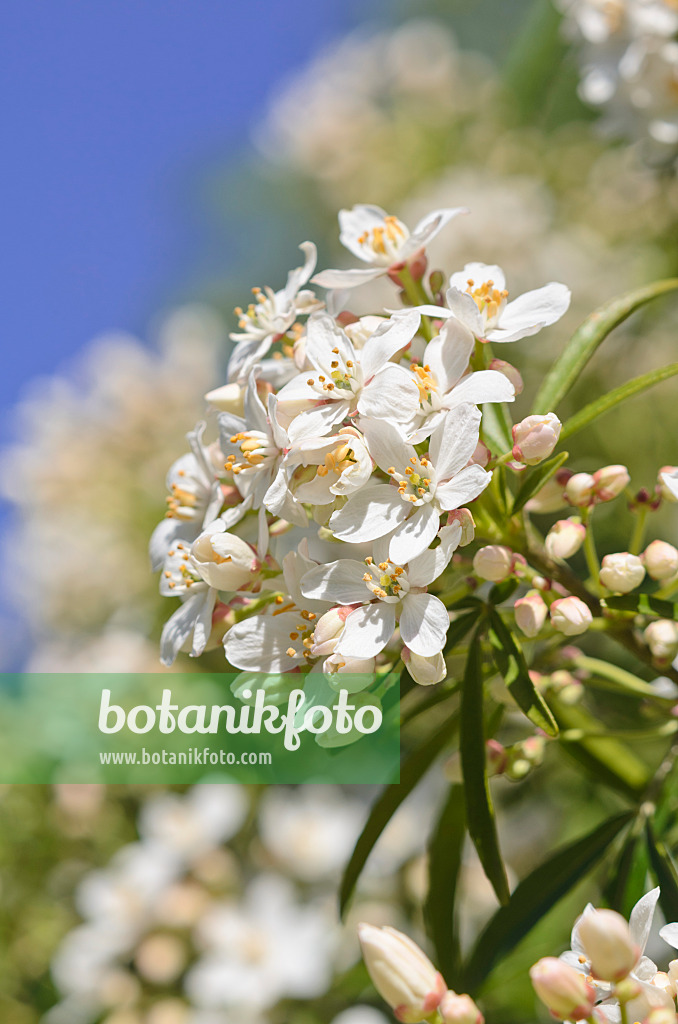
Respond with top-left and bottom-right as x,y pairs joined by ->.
659,467 -> 678,503
447,508 -> 475,546
644,1009 -> 678,1024
529,957 -> 596,1020
550,597 -> 593,636
545,518 -> 586,560
403,648 -> 446,686
512,413 -> 561,466
514,591 -> 548,638
592,464 -> 630,502
358,924 -> 447,1024
470,440 -> 491,468
644,620 -> 678,664
576,908 -> 639,982
599,552 -> 646,593
311,607 -> 352,656
439,991 -> 484,1024
565,472 -> 596,507
205,382 -> 245,415
488,358 -> 523,395
650,972 -> 675,999
473,545 -> 514,582
643,540 -> 678,581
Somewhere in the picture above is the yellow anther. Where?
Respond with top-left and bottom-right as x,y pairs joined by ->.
286,647 -> 297,657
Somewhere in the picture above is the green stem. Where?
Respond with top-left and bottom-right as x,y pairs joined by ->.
581,508 -> 602,594
629,505 -> 649,555
654,575 -> 678,600
398,265 -> 433,340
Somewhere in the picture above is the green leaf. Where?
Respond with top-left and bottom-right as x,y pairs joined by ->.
487,609 -> 559,736
339,709 -> 460,916
510,451 -> 570,515
551,698 -> 650,798
646,820 -> 678,921
605,594 -> 678,620
481,401 -> 513,454
605,824 -> 650,918
560,363 -> 678,440
567,654 -> 666,700
462,811 -> 633,992
488,578 -> 519,605
425,785 -> 466,985
444,608 -> 482,653
460,627 -> 510,905
532,279 -> 678,414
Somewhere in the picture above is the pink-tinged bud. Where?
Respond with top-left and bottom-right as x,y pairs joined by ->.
473,545 -> 514,582
599,552 -> 646,593
439,991 -> 484,1024
525,469 -> 573,514
205,382 -> 245,415
592,464 -> 630,502
530,957 -> 596,1020
403,648 -> 446,686
311,606 -> 353,656
644,620 -> 678,663
514,591 -> 548,638
545,518 -> 586,560
550,597 -> 593,636
565,473 -> 596,507
643,1009 -> 678,1024
488,358 -> 524,395
358,924 -> 447,1024
470,440 -> 491,468
659,467 -> 678,503
643,540 -> 678,581
512,413 -> 562,466
486,739 -> 508,776
577,908 -> 639,982
447,508 -> 476,546
650,973 -> 675,1000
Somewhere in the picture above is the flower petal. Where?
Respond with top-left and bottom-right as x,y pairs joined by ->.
389,503 -> 440,564
330,484 -> 409,543
405,207 -> 467,255
312,266 -> 387,290
336,603 -> 396,658
223,611 -> 307,672
362,417 -> 416,475
630,887 -> 660,951
358,364 -> 420,422
337,204 -> 390,261
450,262 -> 506,293
444,369 -> 515,409
429,404 -> 482,481
487,282 -> 571,343
399,592 -> 449,657
360,311 -> 421,380
160,588 -> 212,667
407,522 -> 462,586
659,922 -> 678,949
424,317 -> 475,391
435,463 -> 491,510
300,559 -> 370,604
287,400 -> 350,443
445,288 -> 484,337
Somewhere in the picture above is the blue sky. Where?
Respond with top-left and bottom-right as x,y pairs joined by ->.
0,0 -> 373,425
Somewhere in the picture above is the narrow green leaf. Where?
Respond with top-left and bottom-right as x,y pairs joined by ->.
510,451 -> 570,515
646,821 -> 678,921
568,654 -> 665,700
605,824 -> 650,918
561,363 -> 678,440
425,785 -> 466,985
444,609 -> 482,654
552,699 -> 650,797
339,709 -> 459,915
481,401 -> 513,454
487,609 -> 558,736
605,594 -> 678,619
460,627 -> 510,905
488,578 -> 519,605
533,279 -> 678,414
462,811 -> 633,992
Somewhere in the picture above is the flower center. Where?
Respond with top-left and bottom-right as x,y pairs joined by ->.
316,441 -> 356,478
387,455 -> 434,505
276,597 -> 319,663
163,542 -> 202,591
306,345 -> 359,396
465,277 -> 508,328
362,557 -> 410,604
225,431 -> 278,475
234,285 -> 280,335
165,479 -> 202,520
356,215 -> 408,264
410,362 -> 440,408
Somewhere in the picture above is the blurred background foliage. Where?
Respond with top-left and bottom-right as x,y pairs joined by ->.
1,0 -> 678,1022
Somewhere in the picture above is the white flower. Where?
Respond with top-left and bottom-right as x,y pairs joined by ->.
312,204 -> 466,291
330,404 -> 490,564
550,596 -> 593,636
404,317 -> 515,443
185,874 -> 335,1011
545,518 -> 587,560
227,242 -> 321,383
279,427 -> 373,510
514,591 -> 549,638
473,545 -> 514,583
300,527 -> 461,660
276,311 -> 422,442
643,540 -> 678,580
415,262 -> 571,344
661,467 -> 678,502
645,619 -> 678,662
149,423 -> 228,572
592,464 -> 630,502
531,957 -> 596,1020
138,786 -> 248,865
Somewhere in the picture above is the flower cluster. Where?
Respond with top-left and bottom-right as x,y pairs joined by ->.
151,203 -> 571,705
531,888 -> 678,1023
558,0 -> 678,165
